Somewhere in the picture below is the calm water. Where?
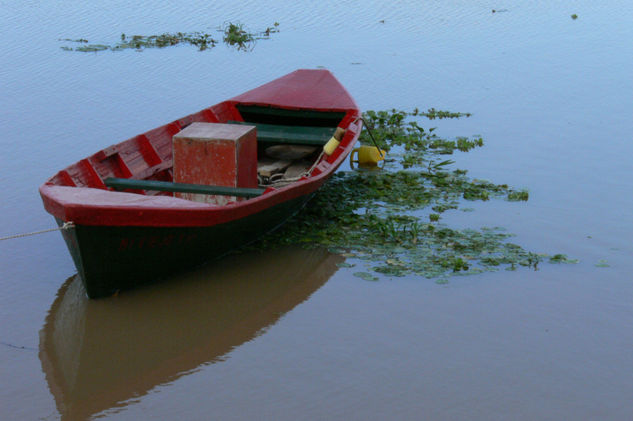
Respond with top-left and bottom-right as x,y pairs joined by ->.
2,1 -> 633,419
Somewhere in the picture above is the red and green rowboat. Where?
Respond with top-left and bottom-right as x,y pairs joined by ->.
40,69 -> 361,298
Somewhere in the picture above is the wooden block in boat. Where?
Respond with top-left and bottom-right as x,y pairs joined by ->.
265,145 -> 317,160
257,158 -> 293,177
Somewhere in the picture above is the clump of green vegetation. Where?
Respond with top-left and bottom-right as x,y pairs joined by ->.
359,109 -> 482,168
419,108 -> 471,119
221,22 -> 278,50
571,14 -> 578,20
549,254 -> 579,264
61,32 -> 216,52
222,23 -> 254,48
254,108 -> 574,282
507,189 -> 529,201
261,172 -> 545,278
59,22 -> 279,52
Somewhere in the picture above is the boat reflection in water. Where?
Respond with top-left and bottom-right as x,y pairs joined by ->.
39,247 -> 342,420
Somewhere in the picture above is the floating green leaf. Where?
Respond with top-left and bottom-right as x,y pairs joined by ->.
595,260 -> 610,268
354,272 -> 380,282
549,254 -> 579,264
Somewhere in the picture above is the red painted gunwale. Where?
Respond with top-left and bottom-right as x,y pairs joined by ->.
39,69 -> 361,228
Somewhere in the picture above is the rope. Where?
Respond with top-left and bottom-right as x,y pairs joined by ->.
261,150 -> 326,187
1,341 -> 37,351
0,222 -> 75,241
354,117 -> 385,158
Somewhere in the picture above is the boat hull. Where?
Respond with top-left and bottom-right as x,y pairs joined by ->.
59,194 -> 313,298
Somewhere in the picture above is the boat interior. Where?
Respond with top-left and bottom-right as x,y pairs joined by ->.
47,103 -> 351,198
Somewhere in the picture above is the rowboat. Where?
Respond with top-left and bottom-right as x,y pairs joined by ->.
39,69 -> 361,298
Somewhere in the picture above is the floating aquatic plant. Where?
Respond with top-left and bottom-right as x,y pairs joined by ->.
221,22 -> 278,51
595,259 -> 609,268
222,22 -> 254,49
549,254 -> 579,264
255,108 -> 574,281
506,189 -> 529,201
59,22 -> 279,52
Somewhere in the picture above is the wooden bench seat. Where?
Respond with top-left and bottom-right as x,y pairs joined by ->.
229,121 -> 335,146
105,178 -> 265,198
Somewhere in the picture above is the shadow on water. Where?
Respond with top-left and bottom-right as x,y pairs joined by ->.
39,247 -> 343,420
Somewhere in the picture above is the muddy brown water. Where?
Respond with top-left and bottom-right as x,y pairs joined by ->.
1,1 -> 633,419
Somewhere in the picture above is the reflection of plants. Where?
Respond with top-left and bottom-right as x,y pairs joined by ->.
59,22 -> 279,52
256,108 -> 573,281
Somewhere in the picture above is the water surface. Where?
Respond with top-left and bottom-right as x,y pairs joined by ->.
1,1 -> 632,419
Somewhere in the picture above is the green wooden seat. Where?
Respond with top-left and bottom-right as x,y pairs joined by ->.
105,178 -> 265,198
228,121 -> 335,146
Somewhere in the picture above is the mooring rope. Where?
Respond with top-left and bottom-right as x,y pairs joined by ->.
0,222 -> 75,241
354,117 -> 385,158
0,341 -> 37,351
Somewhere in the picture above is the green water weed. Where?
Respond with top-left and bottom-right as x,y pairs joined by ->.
60,22 -> 279,52
255,108 -> 574,281
549,254 -> 579,264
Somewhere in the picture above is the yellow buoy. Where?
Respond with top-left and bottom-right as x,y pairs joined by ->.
323,127 -> 346,155
350,145 -> 387,166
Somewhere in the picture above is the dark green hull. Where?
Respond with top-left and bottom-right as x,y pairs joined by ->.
58,195 -> 312,298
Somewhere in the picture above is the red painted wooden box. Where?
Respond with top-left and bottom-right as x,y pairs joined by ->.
172,123 -> 258,205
